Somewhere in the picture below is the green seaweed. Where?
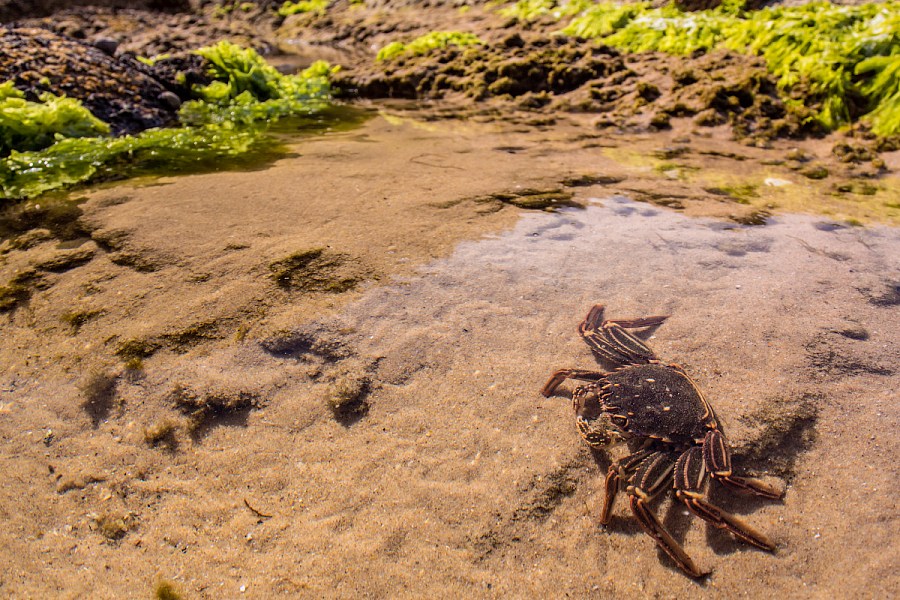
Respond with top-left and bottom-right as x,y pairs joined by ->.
856,55 -> 900,136
278,0 -> 329,16
183,43 -> 335,125
560,1 -> 900,136
377,31 -> 484,62
154,580 -> 185,600
135,53 -> 172,67
192,42 -> 334,105
0,82 -> 109,155
61,308 -> 104,333
0,124 -> 260,200
498,0 -> 593,22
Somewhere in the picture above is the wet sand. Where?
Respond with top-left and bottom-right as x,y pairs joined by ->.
1,108 -> 899,598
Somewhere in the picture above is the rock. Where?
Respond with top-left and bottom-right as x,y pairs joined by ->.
158,90 -> 182,110
93,36 -> 119,56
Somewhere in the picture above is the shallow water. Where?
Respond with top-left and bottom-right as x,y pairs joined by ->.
1,108 -> 899,597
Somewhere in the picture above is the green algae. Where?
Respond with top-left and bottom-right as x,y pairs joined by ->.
1,42 -> 336,200
499,0 -> 592,22
377,31 -> 483,62
61,308 -> 104,333
557,1 -> 900,136
154,580 -> 186,600
0,81 -> 109,155
191,42 -> 334,106
278,0 -> 329,16
0,124 -> 263,200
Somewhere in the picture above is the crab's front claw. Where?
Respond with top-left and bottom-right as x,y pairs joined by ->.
540,368 -> 606,397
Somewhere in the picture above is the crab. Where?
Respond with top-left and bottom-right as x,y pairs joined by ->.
542,304 -> 783,578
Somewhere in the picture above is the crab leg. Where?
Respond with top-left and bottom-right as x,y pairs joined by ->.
675,446 -> 777,551
541,368 -> 606,397
581,327 -> 649,365
623,451 -> 706,578
600,448 -> 656,523
579,305 -> 668,366
630,497 -> 706,578
703,430 -> 783,499
580,304 -> 669,331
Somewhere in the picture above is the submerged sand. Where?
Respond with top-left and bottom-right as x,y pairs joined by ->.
1,107 -> 899,598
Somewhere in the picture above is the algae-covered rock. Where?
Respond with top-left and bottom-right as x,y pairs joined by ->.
0,27 -> 183,135
338,35 -> 627,102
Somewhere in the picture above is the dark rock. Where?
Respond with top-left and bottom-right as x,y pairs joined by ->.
0,27 -> 181,134
0,1 -> 192,23
158,90 -> 182,109
93,36 -> 119,56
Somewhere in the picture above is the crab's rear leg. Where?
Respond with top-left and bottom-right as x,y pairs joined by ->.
703,429 -> 784,499
579,304 -> 669,366
541,368 -> 606,397
617,450 -> 706,578
674,445 -> 777,552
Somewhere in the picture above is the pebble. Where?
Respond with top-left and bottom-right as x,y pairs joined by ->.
93,37 -> 119,56
159,90 -> 182,110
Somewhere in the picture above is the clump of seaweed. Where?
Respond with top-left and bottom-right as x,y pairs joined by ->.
60,309 -> 103,333
377,31 -> 483,61
499,0 -> 593,22
91,511 -> 132,541
326,367 -> 370,426
115,338 -> 160,362
181,42 -> 335,125
0,270 -> 38,312
479,188 -> 582,210
170,383 -> 259,437
0,196 -> 88,241
705,182 -> 759,204
278,0 -> 329,16
1,116 -> 256,201
0,81 -> 109,155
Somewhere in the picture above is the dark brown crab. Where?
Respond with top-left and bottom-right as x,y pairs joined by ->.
542,304 -> 783,578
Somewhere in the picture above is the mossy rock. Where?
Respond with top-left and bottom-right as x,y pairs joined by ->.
801,165 -> 829,180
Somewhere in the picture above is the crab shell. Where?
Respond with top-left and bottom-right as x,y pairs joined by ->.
573,363 -> 718,447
